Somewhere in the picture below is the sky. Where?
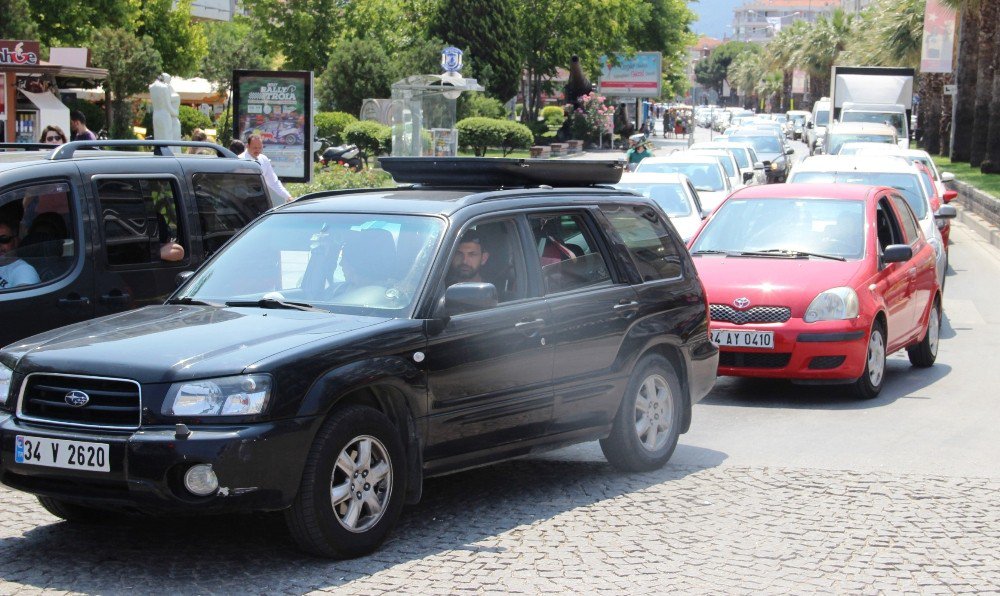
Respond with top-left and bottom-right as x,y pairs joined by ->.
688,0 -> 744,40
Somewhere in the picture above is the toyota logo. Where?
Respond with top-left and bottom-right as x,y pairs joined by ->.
733,297 -> 751,309
64,390 -> 90,407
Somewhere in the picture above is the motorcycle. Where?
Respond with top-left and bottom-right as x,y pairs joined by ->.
314,138 -> 364,171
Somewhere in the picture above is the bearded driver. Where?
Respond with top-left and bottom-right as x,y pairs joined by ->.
447,231 -> 490,285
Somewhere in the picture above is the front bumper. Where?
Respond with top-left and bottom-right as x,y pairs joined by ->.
712,318 -> 870,381
0,415 -> 316,513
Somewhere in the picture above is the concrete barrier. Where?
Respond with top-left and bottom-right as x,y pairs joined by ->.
953,180 -> 1000,249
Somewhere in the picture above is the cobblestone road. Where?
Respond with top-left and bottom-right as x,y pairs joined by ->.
1,458 -> 998,594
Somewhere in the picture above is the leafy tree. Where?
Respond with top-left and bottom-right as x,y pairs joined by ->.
136,0 -> 208,78
246,0 -> 342,72
458,94 -> 508,120
27,0 -> 136,48
314,112 -> 359,142
317,39 -> 395,116
696,41 -> 759,97
343,121 -> 392,164
91,27 -> 163,139
430,0 -> 522,102
0,0 -> 38,40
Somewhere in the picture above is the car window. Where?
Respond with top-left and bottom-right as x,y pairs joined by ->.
728,136 -> 781,154
601,204 -> 682,281
789,171 -> 926,219
891,195 -> 921,243
178,212 -> 444,317
841,111 -> 906,137
876,197 -> 905,251
0,181 -> 75,290
635,162 -> 725,191
192,173 -> 272,257
614,183 -> 693,216
827,134 -> 894,155
97,178 -> 187,267
728,148 -> 749,169
528,213 -> 612,295
446,217 -> 528,304
814,109 -> 830,126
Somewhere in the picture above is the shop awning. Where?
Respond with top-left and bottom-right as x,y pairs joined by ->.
65,76 -> 224,104
0,61 -> 107,80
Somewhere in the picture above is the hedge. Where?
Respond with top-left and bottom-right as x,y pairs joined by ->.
343,121 -> 392,165
315,111 -> 358,142
456,117 -> 533,157
541,106 -> 566,128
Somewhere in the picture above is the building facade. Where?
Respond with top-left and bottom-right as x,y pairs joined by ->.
730,0 -> 870,44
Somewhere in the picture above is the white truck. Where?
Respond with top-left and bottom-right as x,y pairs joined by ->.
829,66 -> 915,150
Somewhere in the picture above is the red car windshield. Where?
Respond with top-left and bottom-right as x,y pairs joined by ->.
691,198 -> 866,261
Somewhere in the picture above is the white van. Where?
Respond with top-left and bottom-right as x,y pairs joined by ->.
840,102 -> 909,149
807,98 -> 831,156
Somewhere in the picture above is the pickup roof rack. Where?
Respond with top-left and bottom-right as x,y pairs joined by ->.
48,140 -> 237,160
378,157 -> 625,187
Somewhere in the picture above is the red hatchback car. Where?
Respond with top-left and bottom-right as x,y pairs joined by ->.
688,183 -> 941,399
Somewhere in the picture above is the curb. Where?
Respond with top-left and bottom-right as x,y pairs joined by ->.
952,180 -> 1000,249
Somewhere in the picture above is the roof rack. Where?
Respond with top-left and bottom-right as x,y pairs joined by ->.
48,140 -> 237,161
0,143 -> 53,152
378,157 -> 625,187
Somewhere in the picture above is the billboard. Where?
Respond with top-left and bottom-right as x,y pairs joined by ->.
232,70 -> 313,183
598,53 -> 662,98
920,0 -> 956,74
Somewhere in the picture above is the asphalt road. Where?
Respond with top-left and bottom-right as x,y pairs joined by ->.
1,130 -> 998,593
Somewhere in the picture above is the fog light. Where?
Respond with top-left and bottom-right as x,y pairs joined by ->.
183,464 -> 219,496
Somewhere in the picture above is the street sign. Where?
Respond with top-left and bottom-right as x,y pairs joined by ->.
598,53 -> 662,98
943,85 -> 956,95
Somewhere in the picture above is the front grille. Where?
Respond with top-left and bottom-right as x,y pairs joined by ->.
18,373 -> 141,429
808,355 -> 846,370
719,352 -> 792,369
711,304 -> 791,325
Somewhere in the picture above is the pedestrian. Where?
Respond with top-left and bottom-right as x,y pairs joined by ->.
69,111 -> 97,142
240,134 -> 292,203
229,139 -> 245,155
38,125 -> 68,145
625,134 -> 651,172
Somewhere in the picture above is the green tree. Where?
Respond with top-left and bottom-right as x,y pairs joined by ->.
969,0 -> 996,167
246,0 -> 342,72
0,0 -> 38,40
27,0 -> 136,48
91,27 -> 163,139
137,0 -> 208,78
696,41 -> 759,98
317,38 -> 395,116
430,0 -> 522,102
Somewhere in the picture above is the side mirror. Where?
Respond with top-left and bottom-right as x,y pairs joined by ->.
742,171 -> 754,182
882,244 -> 913,264
940,172 -> 955,183
175,270 -> 195,288
753,161 -> 765,170
807,122 -> 814,129
935,204 -> 957,219
942,189 -> 958,203
785,147 -> 795,155
443,282 -> 498,316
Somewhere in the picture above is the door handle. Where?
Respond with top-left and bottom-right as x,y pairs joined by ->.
613,300 -> 640,310
58,294 -> 90,308
100,290 -> 131,306
514,319 -> 545,337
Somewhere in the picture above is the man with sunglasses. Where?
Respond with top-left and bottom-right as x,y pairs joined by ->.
0,219 -> 40,289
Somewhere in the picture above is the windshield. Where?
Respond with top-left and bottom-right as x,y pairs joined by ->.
634,161 -> 725,191
789,171 -> 927,218
615,182 -> 693,216
827,134 -> 895,155
841,111 -> 906,137
725,147 -> 749,168
176,212 -> 444,317
728,135 -> 781,155
815,109 -> 830,126
697,153 -> 736,177
791,115 -> 807,125
691,198 -> 866,260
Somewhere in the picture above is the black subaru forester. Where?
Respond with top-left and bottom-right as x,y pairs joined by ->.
0,158 -> 718,558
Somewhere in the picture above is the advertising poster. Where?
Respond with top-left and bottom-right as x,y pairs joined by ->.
233,70 -> 313,182
920,0 -> 956,74
598,53 -> 662,98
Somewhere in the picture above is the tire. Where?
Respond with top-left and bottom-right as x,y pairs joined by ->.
907,300 -> 940,368
600,355 -> 682,472
285,405 -> 406,559
37,496 -> 111,523
852,320 -> 887,400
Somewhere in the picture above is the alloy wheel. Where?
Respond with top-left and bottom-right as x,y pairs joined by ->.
330,435 -> 392,533
867,329 -> 886,387
634,374 -> 674,452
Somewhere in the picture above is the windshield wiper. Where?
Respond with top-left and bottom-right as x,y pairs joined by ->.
165,297 -> 221,306
225,298 -> 329,312
739,249 -> 846,261
691,249 -> 734,256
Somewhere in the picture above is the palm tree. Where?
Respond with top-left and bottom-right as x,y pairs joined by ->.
981,7 -> 1000,173
969,0 -> 996,166
793,9 -> 855,98
945,0 -> 980,161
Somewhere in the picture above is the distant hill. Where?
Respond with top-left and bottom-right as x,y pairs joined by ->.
688,0 -> 744,40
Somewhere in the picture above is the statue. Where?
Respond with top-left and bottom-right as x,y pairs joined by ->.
563,55 -> 593,113
149,73 -> 181,141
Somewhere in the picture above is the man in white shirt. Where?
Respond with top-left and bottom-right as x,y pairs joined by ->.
0,220 -> 40,290
240,134 -> 293,203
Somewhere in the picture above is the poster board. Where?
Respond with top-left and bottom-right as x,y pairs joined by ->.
598,53 -> 662,98
232,70 -> 313,183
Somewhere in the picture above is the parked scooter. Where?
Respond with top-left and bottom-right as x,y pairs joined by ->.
314,137 -> 364,171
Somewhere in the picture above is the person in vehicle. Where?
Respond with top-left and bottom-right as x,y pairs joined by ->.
328,228 -> 397,301
447,231 -> 490,285
0,219 -> 40,289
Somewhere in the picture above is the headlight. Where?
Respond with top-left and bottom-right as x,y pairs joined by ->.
804,287 -> 859,323
162,374 -> 271,417
0,363 -> 12,407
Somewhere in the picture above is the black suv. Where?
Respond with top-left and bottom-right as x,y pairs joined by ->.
0,158 -> 718,558
0,141 -> 279,347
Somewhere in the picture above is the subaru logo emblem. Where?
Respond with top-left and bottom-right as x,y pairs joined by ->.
64,390 -> 90,407
733,297 -> 751,309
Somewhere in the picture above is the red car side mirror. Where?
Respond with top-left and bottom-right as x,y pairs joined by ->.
943,190 -> 958,204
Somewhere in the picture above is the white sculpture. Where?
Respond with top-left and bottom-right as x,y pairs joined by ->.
149,73 -> 181,141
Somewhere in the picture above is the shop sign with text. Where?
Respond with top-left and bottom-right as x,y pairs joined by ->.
0,41 -> 40,66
